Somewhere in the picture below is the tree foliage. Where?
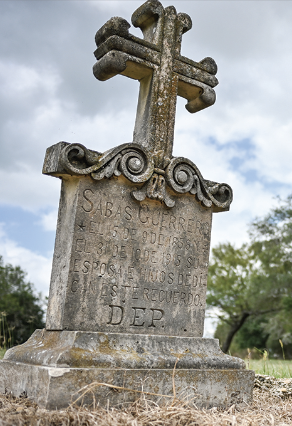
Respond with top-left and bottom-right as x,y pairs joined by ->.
0,256 -> 45,347
249,195 -> 292,356
207,243 -> 282,353
207,195 -> 292,355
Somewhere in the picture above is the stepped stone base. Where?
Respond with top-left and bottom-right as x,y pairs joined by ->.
0,330 -> 255,409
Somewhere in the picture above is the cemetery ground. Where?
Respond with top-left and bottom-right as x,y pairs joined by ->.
0,377 -> 292,426
1,349 -> 292,425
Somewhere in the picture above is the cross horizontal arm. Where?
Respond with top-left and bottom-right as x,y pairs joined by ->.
94,35 -> 160,67
93,36 -> 218,88
93,50 -> 155,82
95,16 -> 160,54
93,0 -> 219,158
178,75 -> 216,113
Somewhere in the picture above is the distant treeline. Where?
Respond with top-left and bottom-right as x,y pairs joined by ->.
207,194 -> 292,359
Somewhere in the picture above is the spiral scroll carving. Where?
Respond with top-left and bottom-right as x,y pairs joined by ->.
61,143 -> 101,175
59,143 -> 232,210
60,142 -> 154,184
166,157 -> 232,210
119,150 -> 150,182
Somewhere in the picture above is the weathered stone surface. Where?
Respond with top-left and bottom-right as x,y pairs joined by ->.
0,359 -> 255,410
4,330 -> 246,370
45,174 -> 212,337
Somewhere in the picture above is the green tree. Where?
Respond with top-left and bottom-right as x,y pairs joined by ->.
208,195 -> 292,356
0,256 -> 45,347
232,316 -> 269,352
249,195 -> 292,356
207,243 -> 282,353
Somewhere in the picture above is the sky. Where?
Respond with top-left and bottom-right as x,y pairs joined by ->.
1,1 -> 292,335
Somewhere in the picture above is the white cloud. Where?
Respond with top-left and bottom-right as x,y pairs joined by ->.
0,167 -> 60,211
204,307 -> 222,338
0,224 -> 52,296
174,85 -> 292,190
0,89 -> 137,211
0,61 -> 60,99
39,210 -> 58,232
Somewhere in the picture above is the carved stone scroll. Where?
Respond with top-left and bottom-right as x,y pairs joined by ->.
48,142 -> 233,211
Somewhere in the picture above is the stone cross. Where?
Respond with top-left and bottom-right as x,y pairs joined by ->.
93,0 -> 218,161
40,0 -> 231,351
0,0 -> 254,410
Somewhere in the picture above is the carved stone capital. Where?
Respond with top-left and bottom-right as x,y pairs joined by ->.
43,142 -> 233,211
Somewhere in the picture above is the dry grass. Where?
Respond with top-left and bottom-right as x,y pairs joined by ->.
0,385 -> 292,426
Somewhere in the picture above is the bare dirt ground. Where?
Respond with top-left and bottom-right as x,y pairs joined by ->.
0,375 -> 292,426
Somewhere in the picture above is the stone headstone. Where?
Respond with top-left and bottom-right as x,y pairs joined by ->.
0,0 -> 254,409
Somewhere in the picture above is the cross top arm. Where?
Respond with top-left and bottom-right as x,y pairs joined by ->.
93,0 -> 219,159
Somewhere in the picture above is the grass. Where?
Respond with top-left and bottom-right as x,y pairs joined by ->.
0,311 -> 14,352
0,388 -> 291,426
246,359 -> 292,378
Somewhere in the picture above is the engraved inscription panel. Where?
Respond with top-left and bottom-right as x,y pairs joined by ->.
62,176 -> 212,337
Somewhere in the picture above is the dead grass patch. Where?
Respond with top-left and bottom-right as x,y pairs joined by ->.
0,383 -> 292,426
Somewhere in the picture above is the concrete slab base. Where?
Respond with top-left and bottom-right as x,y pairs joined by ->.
0,360 -> 254,410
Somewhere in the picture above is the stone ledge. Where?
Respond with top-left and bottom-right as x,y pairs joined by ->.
0,360 -> 255,410
4,330 -> 245,370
